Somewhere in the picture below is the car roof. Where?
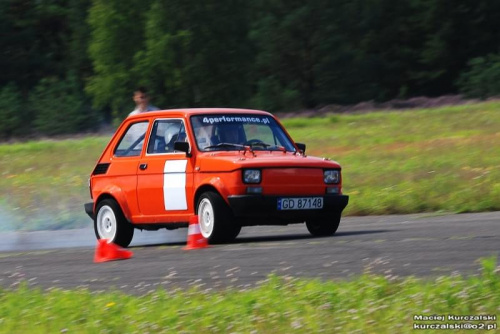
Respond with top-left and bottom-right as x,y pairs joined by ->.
127,108 -> 273,119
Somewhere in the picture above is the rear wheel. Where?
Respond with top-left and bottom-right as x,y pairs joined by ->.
94,199 -> 134,247
306,214 -> 341,237
197,191 -> 240,243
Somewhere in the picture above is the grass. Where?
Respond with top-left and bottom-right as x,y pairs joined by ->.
0,257 -> 498,333
282,101 -> 500,216
1,101 -> 500,231
0,137 -> 109,231
0,107 -> 499,332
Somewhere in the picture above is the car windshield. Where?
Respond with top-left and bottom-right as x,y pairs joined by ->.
191,114 -> 296,152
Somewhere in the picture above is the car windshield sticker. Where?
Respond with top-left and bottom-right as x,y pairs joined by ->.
202,116 -> 270,125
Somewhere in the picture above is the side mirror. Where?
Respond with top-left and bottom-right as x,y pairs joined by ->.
174,141 -> 191,157
296,142 -> 306,154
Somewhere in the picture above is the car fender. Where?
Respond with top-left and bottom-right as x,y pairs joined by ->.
195,176 -> 231,205
96,185 -> 133,222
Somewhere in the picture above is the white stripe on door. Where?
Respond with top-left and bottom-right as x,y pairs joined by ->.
163,160 -> 188,210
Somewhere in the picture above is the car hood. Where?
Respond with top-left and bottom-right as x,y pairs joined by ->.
196,151 -> 341,172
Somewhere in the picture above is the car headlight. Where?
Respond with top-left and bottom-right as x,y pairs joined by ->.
324,170 -> 340,184
243,169 -> 261,184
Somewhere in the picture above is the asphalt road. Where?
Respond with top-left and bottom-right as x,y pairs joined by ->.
0,212 -> 499,293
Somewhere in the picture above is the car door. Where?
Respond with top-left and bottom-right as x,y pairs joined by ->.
110,120 -> 150,216
136,118 -> 194,221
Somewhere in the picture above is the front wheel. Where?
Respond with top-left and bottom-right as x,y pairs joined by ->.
306,214 -> 341,237
94,199 -> 134,247
197,191 -> 240,243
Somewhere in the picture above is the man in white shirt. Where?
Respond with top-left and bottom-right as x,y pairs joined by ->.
129,87 -> 160,115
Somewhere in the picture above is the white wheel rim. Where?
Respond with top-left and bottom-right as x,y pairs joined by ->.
96,205 -> 117,241
198,198 -> 214,238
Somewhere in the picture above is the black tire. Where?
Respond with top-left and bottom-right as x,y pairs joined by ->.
94,199 -> 134,247
197,191 -> 240,243
306,214 -> 341,237
226,221 -> 242,241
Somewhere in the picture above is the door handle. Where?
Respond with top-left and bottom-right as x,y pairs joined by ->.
139,163 -> 148,170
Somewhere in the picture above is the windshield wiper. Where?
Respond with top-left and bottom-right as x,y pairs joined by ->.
248,142 -> 288,151
247,142 -> 271,149
204,142 -> 247,151
271,145 -> 287,151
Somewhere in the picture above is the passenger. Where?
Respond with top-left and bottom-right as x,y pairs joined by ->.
195,125 -> 215,149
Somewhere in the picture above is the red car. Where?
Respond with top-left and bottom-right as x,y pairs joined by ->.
85,108 -> 348,246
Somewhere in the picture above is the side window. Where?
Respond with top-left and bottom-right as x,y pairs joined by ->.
147,119 -> 187,154
115,121 -> 149,157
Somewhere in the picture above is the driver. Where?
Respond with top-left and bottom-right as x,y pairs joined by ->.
219,124 -> 243,144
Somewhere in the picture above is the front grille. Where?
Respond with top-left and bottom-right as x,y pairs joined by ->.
263,168 -> 324,195
93,163 -> 110,175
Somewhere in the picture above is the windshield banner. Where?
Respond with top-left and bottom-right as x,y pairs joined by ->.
202,116 -> 270,125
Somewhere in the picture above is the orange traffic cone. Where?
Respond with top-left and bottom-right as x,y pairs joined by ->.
183,215 -> 209,250
94,239 -> 133,263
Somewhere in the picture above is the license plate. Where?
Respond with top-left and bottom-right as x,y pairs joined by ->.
277,197 -> 323,210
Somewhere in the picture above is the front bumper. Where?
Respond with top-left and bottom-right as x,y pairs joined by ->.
227,194 -> 349,223
84,202 -> 94,219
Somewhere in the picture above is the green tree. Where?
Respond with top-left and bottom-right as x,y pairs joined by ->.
250,0 -> 500,108
87,0 -> 254,120
249,0 -> 419,109
0,84 -> 25,139
334,0 -> 424,102
457,54 -> 500,99
3,0 -> 500,131
410,0 -> 500,96
133,0 -> 254,110
131,0 -> 196,109
32,76 -> 99,135
0,0 -> 88,89
250,1 -> 325,110
0,0 -> 96,139
86,0 -> 151,118
66,0 -> 93,84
